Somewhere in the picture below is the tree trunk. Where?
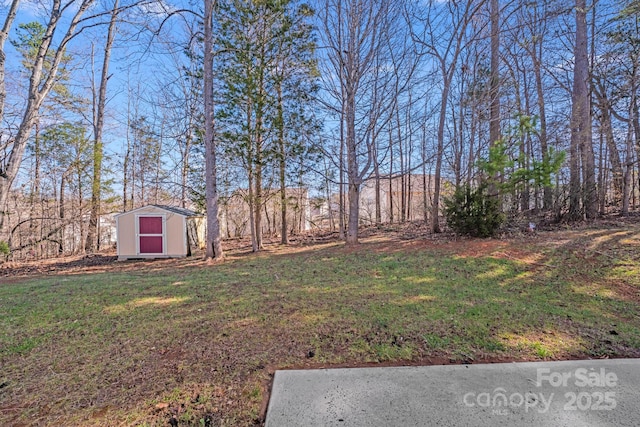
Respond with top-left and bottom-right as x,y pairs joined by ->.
346,181 -> 360,244
578,0 -> 597,219
597,92 -> 624,204
123,113 -> 131,211
86,0 -> 118,253
489,0 -> 501,149
29,123 -> 41,238
532,40 -> 552,210
59,172 -> 67,254
396,106 -> 406,223
276,78 -> 289,244
632,88 -> 640,212
389,127 -> 394,223
569,0 -> 595,220
487,0 -> 501,199
339,106 -> 346,239
406,103 -> 414,220
248,163 -> 258,252
345,81 -> 360,244
422,127 -> 428,222
431,79 -> 449,233
622,124 -> 634,215
622,64 -> 638,215
598,128 -> 607,214
374,150 -> 381,225
254,152 -> 263,250
323,156 -> 335,231
203,0 -> 224,261
522,70 -> 532,212
0,0 -> 20,128
181,132 -> 191,209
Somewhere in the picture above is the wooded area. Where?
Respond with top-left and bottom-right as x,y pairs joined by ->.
1,0 -> 639,261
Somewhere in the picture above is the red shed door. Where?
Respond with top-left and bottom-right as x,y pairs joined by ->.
138,216 -> 164,254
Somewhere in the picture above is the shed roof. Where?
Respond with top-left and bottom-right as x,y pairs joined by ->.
114,204 -> 202,218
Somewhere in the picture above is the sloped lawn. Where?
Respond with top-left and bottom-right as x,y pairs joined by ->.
1,226 -> 639,426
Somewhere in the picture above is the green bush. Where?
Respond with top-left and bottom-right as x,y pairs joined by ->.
0,240 -> 9,256
444,184 -> 504,237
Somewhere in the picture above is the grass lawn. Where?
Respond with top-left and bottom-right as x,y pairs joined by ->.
1,225 -> 639,426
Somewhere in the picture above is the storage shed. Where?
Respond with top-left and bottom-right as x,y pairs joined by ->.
115,205 -> 204,261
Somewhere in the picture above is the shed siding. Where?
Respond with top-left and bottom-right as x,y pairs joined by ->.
165,213 -> 186,256
117,213 -> 136,256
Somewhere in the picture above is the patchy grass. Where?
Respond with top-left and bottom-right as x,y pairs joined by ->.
1,225 -> 640,426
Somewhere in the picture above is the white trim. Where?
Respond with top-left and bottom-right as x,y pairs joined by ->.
183,216 -> 188,255
116,215 -> 121,258
135,214 -> 167,255
114,205 -> 192,219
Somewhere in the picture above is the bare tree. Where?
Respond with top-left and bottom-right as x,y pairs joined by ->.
0,0 -> 97,230
523,1 -> 555,211
319,0 -> 397,244
409,0 -> 486,233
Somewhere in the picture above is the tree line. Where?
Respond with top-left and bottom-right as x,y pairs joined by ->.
0,0 -> 638,261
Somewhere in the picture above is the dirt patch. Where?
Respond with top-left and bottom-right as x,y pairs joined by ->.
1,254 -> 118,282
599,279 -> 640,304
3,217 -> 639,282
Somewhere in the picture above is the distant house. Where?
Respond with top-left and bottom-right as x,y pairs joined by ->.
219,188 -> 311,239
115,205 -> 204,260
98,213 -> 118,248
360,174 -> 448,224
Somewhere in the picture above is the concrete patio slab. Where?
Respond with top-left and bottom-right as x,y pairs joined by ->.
266,359 -> 640,426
